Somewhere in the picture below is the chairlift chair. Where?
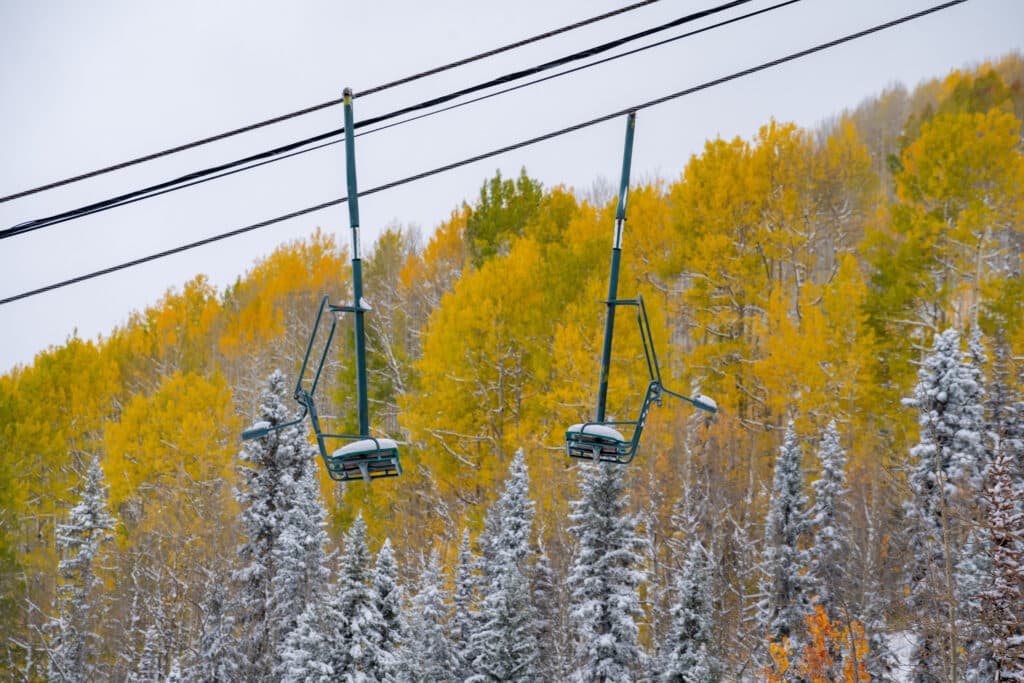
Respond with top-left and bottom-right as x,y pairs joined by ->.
241,296 -> 402,483
565,113 -> 716,465
241,89 -> 401,483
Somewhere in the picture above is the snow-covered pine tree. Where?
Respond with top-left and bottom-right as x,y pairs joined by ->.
235,370 -> 328,680
281,512 -> 386,682
566,463 -> 647,683
479,449 -> 534,572
279,597 -> 333,683
271,456 -> 330,667
807,419 -> 852,621
470,449 -> 538,682
979,448 -> 1024,681
183,572 -> 239,683
530,532 -> 564,681
469,559 -> 538,682
640,471 -> 669,664
756,420 -> 812,660
660,537 -> 720,682
986,342 -> 1024,499
326,512 -> 387,681
452,528 -> 479,682
45,454 -> 116,683
405,548 -> 456,683
903,328 -> 986,682
955,530 -> 995,682
372,538 -> 407,681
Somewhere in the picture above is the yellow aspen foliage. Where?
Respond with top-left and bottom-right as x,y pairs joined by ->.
669,135 -> 765,427
105,275 -> 222,390
103,371 -> 240,537
401,236 -> 555,507
866,108 -> 1023,415
219,229 -> 348,363
750,120 -> 820,293
0,337 -> 120,584
897,108 -> 1023,325
399,205 -> 470,319
764,636 -> 794,683
813,118 -> 879,269
617,182 -> 677,281
799,605 -> 872,683
753,284 -> 830,432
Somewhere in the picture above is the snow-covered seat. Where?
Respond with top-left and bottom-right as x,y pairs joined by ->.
327,438 -> 401,483
565,423 -> 632,464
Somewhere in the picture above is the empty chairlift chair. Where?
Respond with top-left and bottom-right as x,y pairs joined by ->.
241,89 -> 400,484
565,113 -> 716,465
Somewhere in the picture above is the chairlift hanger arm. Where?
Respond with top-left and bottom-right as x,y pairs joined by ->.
241,405 -> 310,440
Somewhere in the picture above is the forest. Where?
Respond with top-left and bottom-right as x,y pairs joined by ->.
0,54 -> 1022,681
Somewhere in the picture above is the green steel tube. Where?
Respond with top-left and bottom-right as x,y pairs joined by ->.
596,112 -> 636,422
343,88 -> 370,436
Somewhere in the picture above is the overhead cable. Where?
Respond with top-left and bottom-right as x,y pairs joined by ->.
0,0 -> 663,203
0,0 -> 969,306
2,0 -> 758,238
358,0 -> 663,96
361,0 -> 804,138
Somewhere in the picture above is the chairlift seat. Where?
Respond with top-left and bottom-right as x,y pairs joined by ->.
565,423 -> 634,464
326,438 -> 401,483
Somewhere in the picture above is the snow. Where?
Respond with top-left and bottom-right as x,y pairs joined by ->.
693,394 -> 717,411
332,438 -> 398,456
887,630 -> 918,683
566,423 -> 625,441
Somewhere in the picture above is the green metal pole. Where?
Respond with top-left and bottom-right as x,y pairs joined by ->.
596,112 -> 636,423
343,88 -> 370,436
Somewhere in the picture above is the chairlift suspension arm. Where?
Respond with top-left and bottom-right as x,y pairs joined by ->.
343,89 -> 371,436
240,91 -> 400,483
596,112 -> 636,423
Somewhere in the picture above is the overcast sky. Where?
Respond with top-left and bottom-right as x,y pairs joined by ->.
1,0 -> 1021,372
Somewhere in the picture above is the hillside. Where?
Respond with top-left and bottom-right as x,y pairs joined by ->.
1,54 -> 1022,680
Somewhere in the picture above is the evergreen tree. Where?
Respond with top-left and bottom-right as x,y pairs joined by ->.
470,449 -> 539,681
184,573 -> 239,683
131,623 -> 163,683
469,561 -> 538,682
756,421 -> 812,653
566,463 -> 647,682
955,530 -> 995,682
979,449 -> 1024,681
660,538 -> 720,683
807,420 -> 853,620
372,538 -> 407,682
329,513 -> 387,681
405,549 -> 456,683
903,328 -> 986,682
281,513 -> 385,682
45,454 -> 116,683
235,370 -> 328,680
479,449 -> 535,572
530,533 -> 564,681
279,598 -> 333,683
165,658 -> 185,683
452,528 -> 479,681
270,459 -> 330,676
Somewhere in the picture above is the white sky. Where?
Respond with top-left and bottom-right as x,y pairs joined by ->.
1,0 -> 1021,372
